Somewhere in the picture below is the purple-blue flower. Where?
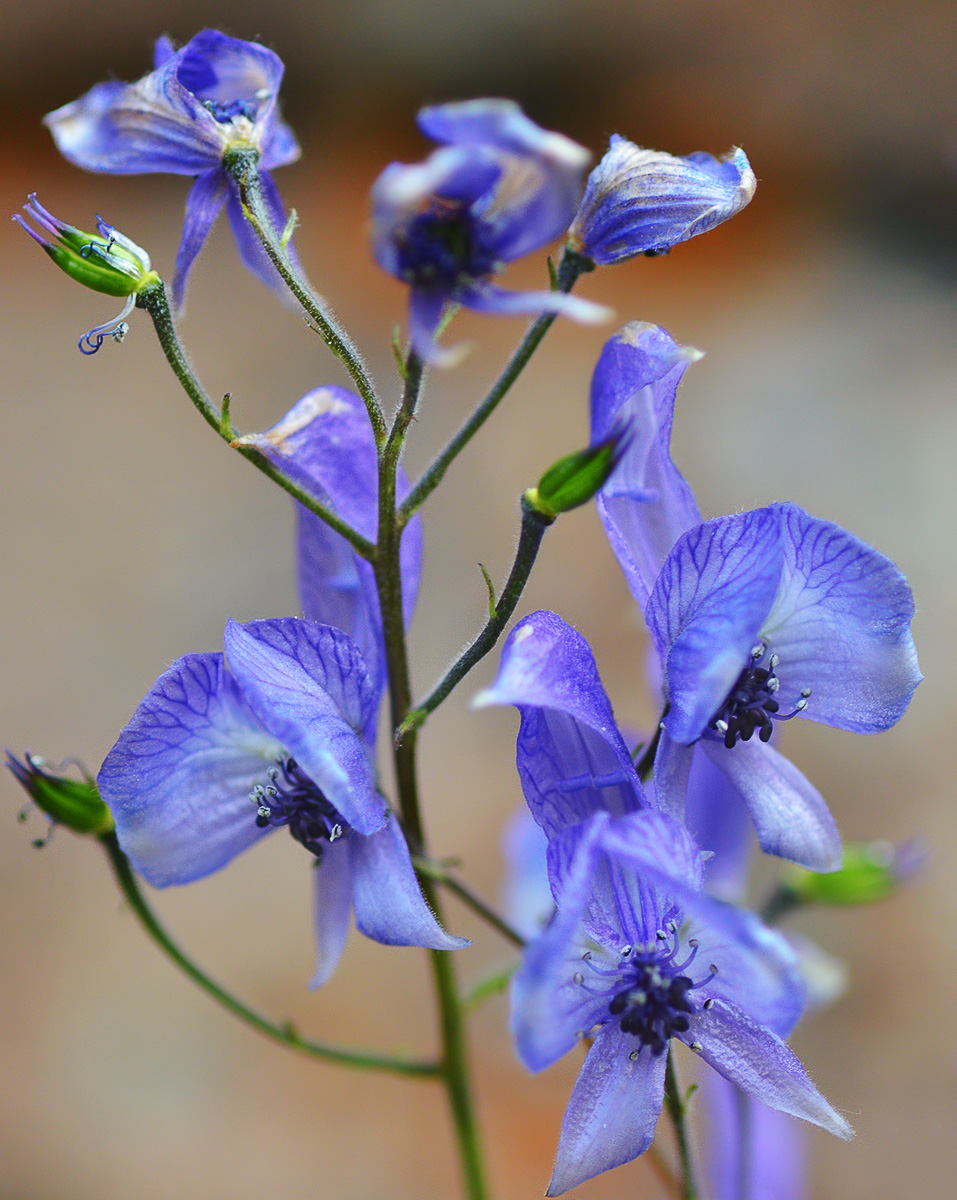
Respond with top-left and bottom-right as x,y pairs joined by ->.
591,322 -> 922,870
568,135 -> 756,264
371,99 -> 609,361
98,618 -> 465,987
236,385 -> 423,704
44,30 -> 301,311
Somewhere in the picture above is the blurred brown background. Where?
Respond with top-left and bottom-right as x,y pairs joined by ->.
2,2 -> 956,1197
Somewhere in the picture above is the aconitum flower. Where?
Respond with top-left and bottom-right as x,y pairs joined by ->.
505,811 -> 845,1193
98,619 -> 465,987
568,135 -> 756,264
371,99 -> 609,361
591,323 -> 921,870
236,385 -> 423,702
45,30 -> 300,310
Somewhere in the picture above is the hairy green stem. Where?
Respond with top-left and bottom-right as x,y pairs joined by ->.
664,1049 -> 699,1200
398,496 -> 554,741
398,249 -> 590,526
137,281 -> 375,561
99,832 -> 439,1078
413,856 -> 527,949
374,354 -> 490,1200
222,147 -> 388,448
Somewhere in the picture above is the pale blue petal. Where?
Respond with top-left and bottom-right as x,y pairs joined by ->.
685,743 -> 754,901
501,806 -> 554,940
475,612 -> 646,839
459,281 -> 610,325
349,815 -> 469,950
223,619 -> 385,834
650,726 -> 694,820
648,508 -> 784,743
309,838 -> 353,988
172,167 -> 228,312
762,504 -> 921,733
700,738 -> 842,872
548,1025 -> 666,1195
691,1000 -> 853,1140
511,815 -> 617,1071
591,322 -> 703,610
97,653 -> 282,887
702,1073 -> 807,1200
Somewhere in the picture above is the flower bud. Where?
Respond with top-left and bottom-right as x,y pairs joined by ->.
526,433 -> 625,520
14,194 -> 158,297
6,750 -> 114,837
568,135 -> 756,265
784,839 -> 925,906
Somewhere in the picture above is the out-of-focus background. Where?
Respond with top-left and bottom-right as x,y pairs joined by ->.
2,3 -> 956,1197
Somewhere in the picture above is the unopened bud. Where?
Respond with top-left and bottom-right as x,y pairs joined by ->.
6,750 -> 114,837
526,433 -> 625,520
785,839 -> 925,906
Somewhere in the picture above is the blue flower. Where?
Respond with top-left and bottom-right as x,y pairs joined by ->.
236,384 -> 423,704
44,30 -> 301,311
98,618 -> 466,987
568,135 -> 756,264
371,99 -> 609,361
591,323 -> 922,870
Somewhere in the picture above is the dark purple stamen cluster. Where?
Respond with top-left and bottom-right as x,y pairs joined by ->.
397,204 -> 497,289
252,757 -> 349,859
708,641 -> 810,749
202,97 -> 257,124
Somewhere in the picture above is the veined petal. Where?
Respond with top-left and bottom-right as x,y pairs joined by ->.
309,838 -> 353,988
548,1025 -> 666,1195
569,136 -> 756,264
511,814 -> 617,1071
690,999 -> 853,1140
592,322 -> 703,610
97,653 -> 282,886
700,738 -> 842,872
649,508 -> 784,743
762,504 -> 921,733
349,815 -> 469,950
223,619 -> 385,834
474,612 -> 646,839
172,167 -> 229,312
680,898 -> 805,1036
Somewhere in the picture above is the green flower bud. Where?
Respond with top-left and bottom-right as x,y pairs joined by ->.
14,194 -> 158,298
783,839 -> 925,907
6,751 -> 113,838
526,432 -> 625,520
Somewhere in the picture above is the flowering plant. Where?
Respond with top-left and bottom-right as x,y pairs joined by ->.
9,28 -> 924,1200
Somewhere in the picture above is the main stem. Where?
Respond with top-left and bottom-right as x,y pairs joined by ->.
663,1049 -> 698,1200
375,354 -> 489,1200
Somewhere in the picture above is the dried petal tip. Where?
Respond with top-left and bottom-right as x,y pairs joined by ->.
568,136 -> 756,265
6,750 -> 114,837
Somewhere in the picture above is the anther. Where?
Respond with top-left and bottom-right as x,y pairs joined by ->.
703,998 -> 715,1009
628,1049 -> 639,1061
619,944 -> 632,958
689,1041 -> 703,1053
573,972 -> 584,986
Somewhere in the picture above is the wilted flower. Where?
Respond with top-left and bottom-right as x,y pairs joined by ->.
44,30 -> 301,310
569,135 -> 756,264
14,194 -> 158,352
371,99 -> 609,361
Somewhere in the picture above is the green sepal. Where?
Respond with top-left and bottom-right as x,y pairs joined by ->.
8,752 -> 114,836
